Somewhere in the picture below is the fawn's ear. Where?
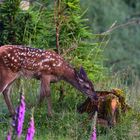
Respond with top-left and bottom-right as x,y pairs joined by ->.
79,66 -> 87,79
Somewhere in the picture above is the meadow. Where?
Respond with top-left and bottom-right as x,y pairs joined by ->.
0,74 -> 140,140
0,0 -> 140,139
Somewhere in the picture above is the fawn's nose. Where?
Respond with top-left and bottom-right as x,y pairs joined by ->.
92,91 -> 98,101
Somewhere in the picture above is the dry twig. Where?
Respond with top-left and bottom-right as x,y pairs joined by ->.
101,18 -> 140,35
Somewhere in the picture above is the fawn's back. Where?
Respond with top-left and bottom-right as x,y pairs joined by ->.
0,45 -> 70,79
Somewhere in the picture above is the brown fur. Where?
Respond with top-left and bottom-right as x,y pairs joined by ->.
0,45 -> 96,117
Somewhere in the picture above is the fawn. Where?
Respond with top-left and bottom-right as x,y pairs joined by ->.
0,45 -> 97,117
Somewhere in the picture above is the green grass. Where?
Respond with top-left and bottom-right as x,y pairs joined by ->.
0,78 -> 140,140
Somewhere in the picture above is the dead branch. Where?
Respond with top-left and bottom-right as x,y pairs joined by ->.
101,18 -> 140,35
54,0 -> 61,54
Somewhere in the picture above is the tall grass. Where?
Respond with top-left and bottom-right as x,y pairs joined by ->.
0,73 -> 140,140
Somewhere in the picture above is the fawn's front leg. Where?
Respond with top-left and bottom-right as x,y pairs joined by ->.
39,76 -> 52,117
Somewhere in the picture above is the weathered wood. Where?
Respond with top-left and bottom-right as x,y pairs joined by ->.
77,89 -> 130,127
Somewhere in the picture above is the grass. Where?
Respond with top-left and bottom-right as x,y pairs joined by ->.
0,76 -> 140,140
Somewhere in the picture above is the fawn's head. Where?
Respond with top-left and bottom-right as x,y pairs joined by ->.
75,67 -> 97,100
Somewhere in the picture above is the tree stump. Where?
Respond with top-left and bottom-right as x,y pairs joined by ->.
77,89 -> 130,127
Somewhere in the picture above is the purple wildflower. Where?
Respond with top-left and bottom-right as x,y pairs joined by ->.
90,111 -> 97,140
25,116 -> 35,140
5,127 -> 12,140
90,127 -> 96,140
16,94 -> 26,138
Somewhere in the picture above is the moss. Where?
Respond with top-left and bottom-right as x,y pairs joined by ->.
77,89 -> 130,126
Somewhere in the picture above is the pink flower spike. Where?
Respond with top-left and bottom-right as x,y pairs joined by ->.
6,127 -> 12,140
25,117 -> 35,140
16,94 -> 26,138
90,127 -> 96,140
90,111 -> 97,140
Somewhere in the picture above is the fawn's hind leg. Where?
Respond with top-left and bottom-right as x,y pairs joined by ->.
3,85 -> 15,116
0,68 -> 19,116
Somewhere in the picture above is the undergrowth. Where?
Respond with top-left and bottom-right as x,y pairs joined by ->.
0,74 -> 140,140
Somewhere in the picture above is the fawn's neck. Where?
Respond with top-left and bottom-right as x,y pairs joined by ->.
61,65 -> 80,91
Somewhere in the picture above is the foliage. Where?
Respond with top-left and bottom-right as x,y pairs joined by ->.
0,0 -> 39,45
80,0 -> 140,78
33,0 -> 107,82
0,0 -> 107,82
2,0 -> 140,139
0,77 -> 140,139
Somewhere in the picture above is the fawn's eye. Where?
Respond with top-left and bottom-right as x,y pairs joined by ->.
84,84 -> 90,90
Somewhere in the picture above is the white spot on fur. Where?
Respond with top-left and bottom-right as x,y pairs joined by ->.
21,52 -> 25,55
57,63 -> 62,67
8,54 -> 11,57
42,59 -> 50,63
14,59 -> 17,62
50,58 -> 55,61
